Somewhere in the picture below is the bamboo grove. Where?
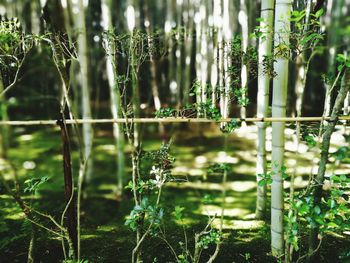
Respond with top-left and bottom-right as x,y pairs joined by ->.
0,0 -> 349,262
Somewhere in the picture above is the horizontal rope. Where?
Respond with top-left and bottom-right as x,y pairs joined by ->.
0,116 -> 349,126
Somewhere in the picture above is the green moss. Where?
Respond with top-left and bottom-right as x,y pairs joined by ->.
1,128 -> 349,262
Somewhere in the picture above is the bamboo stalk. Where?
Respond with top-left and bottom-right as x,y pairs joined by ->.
0,116 -> 349,126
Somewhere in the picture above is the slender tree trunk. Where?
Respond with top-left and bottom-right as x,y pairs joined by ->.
58,119 -> 77,259
199,0 -> 208,109
175,1 -> 184,109
271,0 -> 291,258
63,0 -> 79,117
194,0 -> 203,116
308,68 -> 350,261
30,0 -> 41,35
255,0 -> 274,220
0,74 -> 9,158
211,0 -> 220,106
218,0 -> 225,126
183,0 -> 194,106
101,0 -> 125,196
344,91 -> 350,116
126,2 -> 142,262
143,2 -> 162,111
77,0 -> 94,182
323,0 -> 343,116
222,0 -> 233,121
239,0 -> 249,121
294,0 -> 312,117
165,0 -> 177,105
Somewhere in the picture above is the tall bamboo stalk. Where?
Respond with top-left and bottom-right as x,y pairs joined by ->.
222,0 -> 233,121
271,0 -> 291,257
30,0 -> 41,35
101,0 -> 125,195
255,0 -> 274,220
143,1 -> 162,111
239,0 -> 249,121
182,0 -> 194,106
77,0 -> 94,182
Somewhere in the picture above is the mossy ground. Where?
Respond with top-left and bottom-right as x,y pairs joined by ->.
0,124 -> 349,262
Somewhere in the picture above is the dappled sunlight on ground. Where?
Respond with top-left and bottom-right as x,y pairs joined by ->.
212,218 -> 265,230
199,205 -> 251,219
1,124 -> 349,262
168,181 -> 256,192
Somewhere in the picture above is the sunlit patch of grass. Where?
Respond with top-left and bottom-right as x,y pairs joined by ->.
3,208 -> 24,220
18,134 -> 33,142
198,205 -> 251,218
168,181 -> 256,192
96,224 -> 117,232
95,144 -> 115,153
211,218 -> 265,231
81,234 -> 98,240
171,217 -> 201,227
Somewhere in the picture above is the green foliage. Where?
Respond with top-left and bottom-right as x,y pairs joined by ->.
302,134 -> 316,147
155,107 -> 176,118
220,118 -> 240,133
172,206 -> 185,221
0,19 -> 21,54
227,35 -> 257,107
234,88 -> 249,106
125,143 -> 174,236
125,178 -> 160,193
197,101 -> 221,121
336,54 -> 350,71
257,173 -> 273,187
241,252 -> 251,261
286,8 -> 325,60
0,19 -> 34,72
258,164 -> 289,187
284,207 -> 300,251
331,146 -> 350,161
285,173 -> 350,252
289,10 -> 306,23
125,197 -> 164,233
207,163 -> 232,174
23,176 -> 50,193
198,229 -> 221,249
201,194 -> 214,204
177,254 -> 190,263
262,55 -> 277,78
189,79 -> 202,97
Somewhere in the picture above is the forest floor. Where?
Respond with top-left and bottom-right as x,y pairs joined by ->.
0,123 -> 350,262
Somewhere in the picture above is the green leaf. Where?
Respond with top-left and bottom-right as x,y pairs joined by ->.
315,8 -> 324,18
327,222 -> 338,228
314,206 -> 321,215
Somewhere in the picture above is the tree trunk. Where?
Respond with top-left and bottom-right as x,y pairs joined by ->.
58,119 -> 77,258
30,0 -> 41,35
271,0 -> 291,258
255,0 -> 274,220
308,67 -> 350,261
0,74 -> 9,158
